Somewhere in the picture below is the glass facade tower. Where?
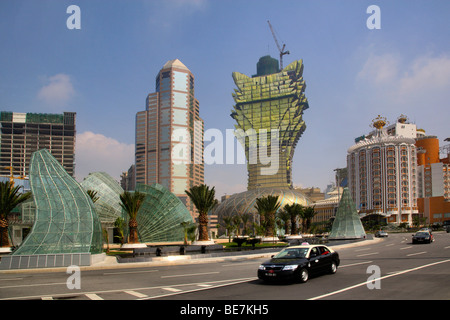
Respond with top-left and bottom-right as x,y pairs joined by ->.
231,57 -> 309,190
135,59 -> 204,218
215,57 -> 311,232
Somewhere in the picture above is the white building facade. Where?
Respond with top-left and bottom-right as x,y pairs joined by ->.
347,116 -> 419,225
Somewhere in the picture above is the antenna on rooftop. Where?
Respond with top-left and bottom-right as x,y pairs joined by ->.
267,20 -> 290,70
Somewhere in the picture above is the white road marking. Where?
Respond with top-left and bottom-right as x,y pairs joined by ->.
161,271 -> 220,278
308,258 -> 450,300
222,262 -> 258,267
103,270 -> 159,275
354,248 -> 372,252
407,251 -> 427,257
41,296 -> 53,300
0,282 -> 66,289
124,290 -> 148,298
143,278 -> 256,300
356,252 -> 379,257
162,287 -> 182,292
400,246 -> 413,250
0,278 -> 23,281
339,261 -> 373,268
0,277 -> 255,301
85,293 -> 103,300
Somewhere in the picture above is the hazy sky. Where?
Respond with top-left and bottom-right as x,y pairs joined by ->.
1,0 -> 449,198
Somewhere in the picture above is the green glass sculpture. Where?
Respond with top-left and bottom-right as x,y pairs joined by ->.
12,149 -> 103,255
329,188 -> 366,239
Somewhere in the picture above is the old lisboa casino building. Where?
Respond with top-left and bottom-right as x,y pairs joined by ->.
347,115 -> 420,225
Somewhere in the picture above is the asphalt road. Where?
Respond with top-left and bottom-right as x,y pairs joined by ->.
0,232 -> 449,304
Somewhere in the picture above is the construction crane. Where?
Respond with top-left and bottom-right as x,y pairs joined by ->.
1,166 -> 26,187
267,20 -> 290,70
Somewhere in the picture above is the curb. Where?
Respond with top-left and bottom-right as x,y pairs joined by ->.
0,237 -> 384,274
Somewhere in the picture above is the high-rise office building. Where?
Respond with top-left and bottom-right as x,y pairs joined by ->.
0,111 -> 76,178
135,59 -> 204,218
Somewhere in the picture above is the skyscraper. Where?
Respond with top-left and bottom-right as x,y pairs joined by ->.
135,59 -> 204,218
0,111 -> 76,179
215,56 -> 311,234
231,56 -> 309,190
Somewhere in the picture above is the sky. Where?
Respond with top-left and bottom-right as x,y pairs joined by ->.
1,0 -> 449,199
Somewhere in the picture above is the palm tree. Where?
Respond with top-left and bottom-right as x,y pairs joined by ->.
254,195 -> 281,237
180,221 -> 195,245
241,213 -> 251,236
283,203 -> 303,235
277,209 -> 290,235
114,217 -> 125,245
220,215 -> 235,242
232,214 -> 242,237
102,228 -> 110,253
185,184 -> 217,241
0,181 -> 32,247
86,190 -> 99,203
301,206 -> 317,234
119,191 -> 146,244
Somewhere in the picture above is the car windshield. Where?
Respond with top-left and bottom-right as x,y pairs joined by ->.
273,248 -> 309,259
415,232 -> 429,236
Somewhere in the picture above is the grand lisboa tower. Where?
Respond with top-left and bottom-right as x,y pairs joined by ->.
215,56 -> 312,234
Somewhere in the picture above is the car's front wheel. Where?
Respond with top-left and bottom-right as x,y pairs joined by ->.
329,261 -> 337,274
298,268 -> 309,283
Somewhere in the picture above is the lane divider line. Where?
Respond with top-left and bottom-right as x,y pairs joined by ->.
162,287 -> 182,292
308,258 -> 450,300
407,252 -> 427,257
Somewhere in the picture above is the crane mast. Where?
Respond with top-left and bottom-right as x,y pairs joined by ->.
267,20 -> 290,69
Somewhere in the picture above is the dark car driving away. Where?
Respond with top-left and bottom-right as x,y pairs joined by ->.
258,245 -> 340,283
412,231 -> 433,244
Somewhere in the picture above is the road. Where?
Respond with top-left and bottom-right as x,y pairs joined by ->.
0,232 -> 449,304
